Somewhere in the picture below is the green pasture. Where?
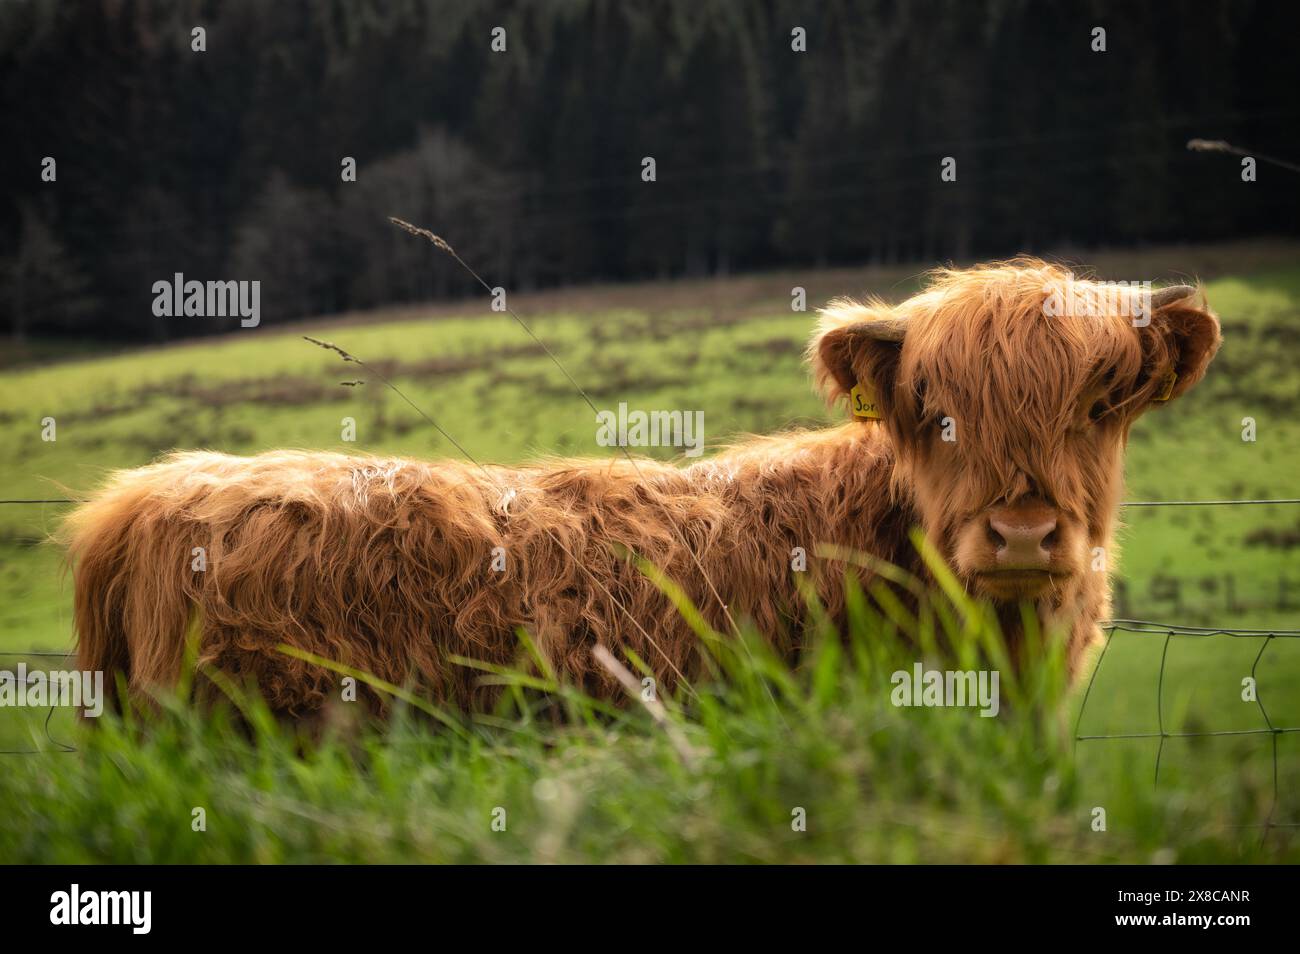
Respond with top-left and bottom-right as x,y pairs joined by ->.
0,243 -> 1297,862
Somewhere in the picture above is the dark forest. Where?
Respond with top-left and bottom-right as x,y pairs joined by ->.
3,0 -> 1298,342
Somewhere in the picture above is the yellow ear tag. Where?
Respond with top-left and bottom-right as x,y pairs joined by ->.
1154,369 -> 1178,402
850,382 -> 883,419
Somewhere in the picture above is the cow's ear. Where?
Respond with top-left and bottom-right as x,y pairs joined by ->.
809,298 -> 904,421
1133,287 -> 1221,407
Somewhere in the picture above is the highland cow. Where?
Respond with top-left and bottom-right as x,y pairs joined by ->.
62,259 -> 1220,716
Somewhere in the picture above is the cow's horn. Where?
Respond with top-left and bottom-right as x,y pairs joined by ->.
847,317 -> 909,342
1149,284 -> 1197,308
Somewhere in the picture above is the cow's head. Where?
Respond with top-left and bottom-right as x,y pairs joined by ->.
811,260 -> 1221,608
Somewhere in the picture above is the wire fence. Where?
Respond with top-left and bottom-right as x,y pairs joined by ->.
3,496 -> 1299,508
1,457 -> 1297,837
1073,618 -> 1299,841
0,649 -> 78,755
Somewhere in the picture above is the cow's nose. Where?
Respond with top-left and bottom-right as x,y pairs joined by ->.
988,513 -> 1058,568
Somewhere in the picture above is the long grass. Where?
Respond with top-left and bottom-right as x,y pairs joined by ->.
0,550 -> 1291,864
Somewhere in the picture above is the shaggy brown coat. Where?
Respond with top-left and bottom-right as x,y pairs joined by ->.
62,259 -> 1220,715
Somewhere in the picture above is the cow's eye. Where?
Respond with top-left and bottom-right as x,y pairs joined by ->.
1088,368 -> 1119,423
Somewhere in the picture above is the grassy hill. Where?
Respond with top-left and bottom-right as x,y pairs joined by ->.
1,241 -> 1297,862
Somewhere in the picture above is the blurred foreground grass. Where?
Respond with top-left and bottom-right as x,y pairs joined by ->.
2,559 -> 1294,864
